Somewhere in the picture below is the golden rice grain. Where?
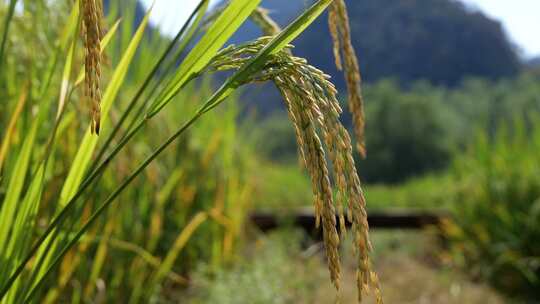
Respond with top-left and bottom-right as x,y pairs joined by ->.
328,0 -> 366,157
208,37 -> 382,302
81,0 -> 103,134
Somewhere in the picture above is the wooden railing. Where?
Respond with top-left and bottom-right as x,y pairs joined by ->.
250,209 -> 448,238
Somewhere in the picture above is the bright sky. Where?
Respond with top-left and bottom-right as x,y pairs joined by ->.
140,0 -> 540,58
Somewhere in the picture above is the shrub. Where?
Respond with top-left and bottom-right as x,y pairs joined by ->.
359,80 -> 458,183
445,117 -> 540,298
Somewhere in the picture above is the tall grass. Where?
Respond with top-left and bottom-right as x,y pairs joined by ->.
445,116 -> 540,299
0,0 -> 379,302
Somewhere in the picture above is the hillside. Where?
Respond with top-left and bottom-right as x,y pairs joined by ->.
233,0 -> 523,114
109,0 -> 521,88
233,0 -> 521,88
104,0 -> 523,114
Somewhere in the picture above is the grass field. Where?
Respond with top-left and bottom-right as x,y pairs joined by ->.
186,229 -> 504,303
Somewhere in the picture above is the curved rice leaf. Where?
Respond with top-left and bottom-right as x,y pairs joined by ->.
147,0 -> 262,117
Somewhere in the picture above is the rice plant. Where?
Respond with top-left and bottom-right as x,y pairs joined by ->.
0,0 -> 381,302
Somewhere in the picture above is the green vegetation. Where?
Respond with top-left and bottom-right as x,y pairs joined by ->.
360,80 -> 458,183
445,118 -> 540,299
189,230 -> 316,304
365,174 -> 453,210
252,73 -> 540,184
360,75 -> 540,182
251,163 -> 313,209
187,229 -> 504,303
2,0 -> 539,302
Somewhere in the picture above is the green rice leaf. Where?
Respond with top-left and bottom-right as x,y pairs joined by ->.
147,0 -> 261,117
200,0 -> 335,112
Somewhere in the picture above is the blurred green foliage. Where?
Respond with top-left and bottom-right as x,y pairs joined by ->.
365,174 -> 453,210
359,80 -> 458,183
445,117 -> 540,298
253,74 -> 540,184
250,113 -> 299,164
362,75 -> 540,183
189,230 -> 317,304
250,163 -> 313,210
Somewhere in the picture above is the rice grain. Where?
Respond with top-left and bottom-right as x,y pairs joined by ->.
81,0 -> 103,134
208,38 -> 382,302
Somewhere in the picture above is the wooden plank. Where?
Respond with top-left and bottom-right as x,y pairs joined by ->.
250,209 -> 448,236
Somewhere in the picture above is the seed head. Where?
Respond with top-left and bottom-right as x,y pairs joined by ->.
81,0 -> 103,134
208,37 -> 382,302
328,0 -> 366,157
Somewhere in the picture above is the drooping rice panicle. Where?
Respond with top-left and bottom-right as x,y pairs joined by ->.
81,0 -> 103,134
328,0 -> 367,157
207,37 -> 382,302
328,3 -> 342,69
277,79 -> 341,289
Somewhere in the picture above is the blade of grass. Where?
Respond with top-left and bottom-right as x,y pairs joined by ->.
0,11 -> 83,299
22,109 -> 203,303
0,0 -> 81,277
0,110 -> 41,255
150,212 -> 208,288
82,215 -> 115,297
147,0 -> 262,117
60,234 -> 190,285
8,27 -> 82,304
115,0 -> 210,141
2,31 -> 76,269
200,0 -> 336,114
0,84 -> 57,291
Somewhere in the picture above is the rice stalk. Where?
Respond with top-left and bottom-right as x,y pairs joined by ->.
328,0 -> 366,157
81,0 -> 103,134
208,37 -> 382,302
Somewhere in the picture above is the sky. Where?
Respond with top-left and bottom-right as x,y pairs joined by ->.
140,0 -> 540,59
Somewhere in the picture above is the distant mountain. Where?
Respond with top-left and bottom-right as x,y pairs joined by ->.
102,0 -> 523,114
234,0 -> 521,88
226,0 -> 522,114
105,0 -> 521,88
